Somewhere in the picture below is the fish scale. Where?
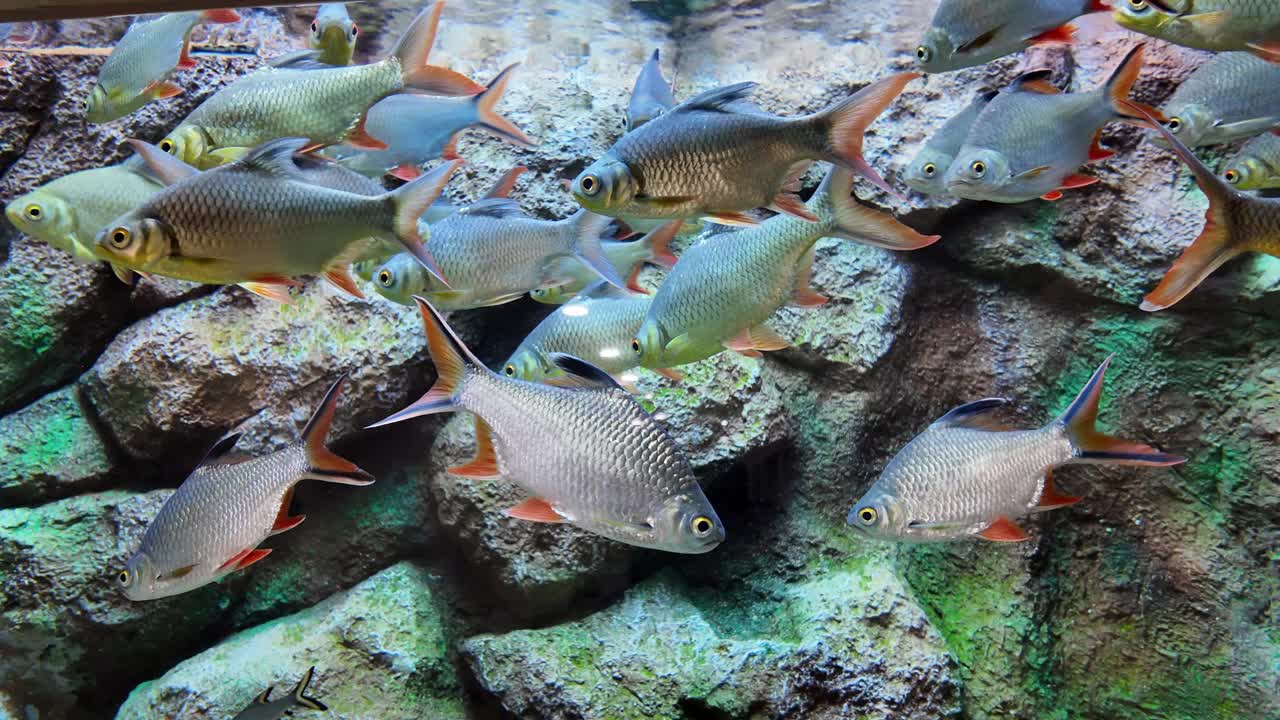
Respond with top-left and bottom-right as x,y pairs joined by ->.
507,290 -> 653,380
97,12 -> 201,99
1114,0 -> 1280,55
1224,131 -> 1280,189
916,0 -> 1100,73
1156,53 -> 1280,148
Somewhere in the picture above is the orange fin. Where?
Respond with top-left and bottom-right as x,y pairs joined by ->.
345,113 -> 388,151
1088,129 -> 1114,161
177,36 -> 196,69
978,517 -> 1030,542
484,166 -> 527,199
1060,174 -> 1099,190
440,135 -> 462,161
1246,41 -> 1280,64
146,80 -> 183,100
270,486 -> 306,535
403,64 -> 486,96
654,367 -> 684,381
505,497 -> 568,524
1028,23 -> 1075,46
302,376 -> 376,485
1059,356 -> 1186,466
324,265 -> 365,299
218,547 -> 272,572
625,263 -> 649,294
1107,46 -> 1165,129
646,220 -> 680,269
823,72 -> 918,200
704,211 -> 759,227
790,246 -> 828,307
1036,469 -> 1081,511
1041,190 -> 1064,201
201,8 -> 241,23
725,324 -> 789,354
449,417 -> 500,478
389,164 -> 422,182
241,276 -> 302,304
1087,0 -> 1111,11
770,192 -> 819,222
474,64 -> 534,147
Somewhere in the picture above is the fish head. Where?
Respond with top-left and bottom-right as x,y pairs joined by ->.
1112,0 -> 1180,36
943,147 -> 1012,201
531,285 -> 574,304
1152,104 -> 1214,150
904,147 -> 953,196
158,126 -> 210,167
1223,156 -> 1268,191
372,253 -> 428,306
502,349 -> 551,383
311,3 -> 357,65
116,550 -> 198,601
630,318 -> 667,369
572,158 -> 636,214
5,189 -> 77,249
96,216 -> 172,267
846,489 -> 908,541
650,491 -> 725,554
83,84 -> 119,124
913,27 -> 957,74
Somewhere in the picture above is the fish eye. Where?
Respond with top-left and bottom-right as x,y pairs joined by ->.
1225,169 -> 1240,184
503,364 -> 516,376
630,338 -> 642,355
377,269 -> 393,286
23,204 -> 42,220
117,570 -> 130,585
691,516 -> 715,536
350,24 -> 359,38
311,20 -> 319,34
922,163 -> 937,177
1167,117 -> 1182,132
109,228 -> 131,248
857,507 -> 877,525
915,45 -> 931,63
580,175 -> 601,196
970,160 -> 987,178
159,139 -> 175,154
1128,0 -> 1148,9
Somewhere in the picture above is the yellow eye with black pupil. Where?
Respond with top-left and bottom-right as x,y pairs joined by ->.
24,204 -> 41,220
923,163 -> 936,177
159,140 -> 174,154
377,270 -> 392,286
916,46 -> 930,62
118,570 -> 129,584
580,175 -> 599,195
971,161 -> 986,177
504,364 -> 516,376
1129,0 -> 1147,9
110,229 -> 130,248
1167,118 -> 1182,132
858,508 -> 877,524
630,339 -> 641,353
692,516 -> 713,535
1226,170 -> 1240,184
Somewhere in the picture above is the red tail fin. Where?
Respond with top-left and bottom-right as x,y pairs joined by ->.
1058,357 -> 1185,467
302,376 -> 375,485
1106,45 -> 1165,128
475,64 -> 534,147
818,72 -> 919,200
201,9 -> 241,23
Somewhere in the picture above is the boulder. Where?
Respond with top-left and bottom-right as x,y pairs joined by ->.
0,385 -> 114,506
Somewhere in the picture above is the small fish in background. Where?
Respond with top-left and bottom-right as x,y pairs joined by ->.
156,2 -> 483,168
4,156 -> 162,280
572,72 -> 919,226
328,63 -> 533,180
626,49 -> 676,132
233,666 -> 328,720
310,3 -> 358,66
847,356 -> 1184,543
1149,52 -> 1280,149
1222,130 -> 1280,190
371,201 -> 623,310
632,164 -> 938,369
1120,101 -> 1280,311
118,377 -> 374,601
370,298 -> 725,553
533,218 -> 679,303
506,224 -> 685,384
904,89 -> 997,196
95,138 -> 459,303
85,9 -> 241,124
914,0 -> 1111,74
0,22 -> 34,70
945,45 -> 1163,203
1113,0 -> 1280,63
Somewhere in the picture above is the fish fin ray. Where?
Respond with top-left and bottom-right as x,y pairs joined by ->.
475,64 -> 534,146
725,324 -> 789,355
1027,23 -> 1076,46
930,398 -> 1010,431
449,417 -> 501,478
483,165 -> 527,199
323,265 -> 365,299
955,25 -> 1003,53
820,167 -> 940,249
126,139 -> 199,185
1057,356 -> 1186,466
290,666 -> 328,711
505,497 -> 569,523
1106,46 -> 1165,128
817,72 -> 918,199
387,160 -> 461,286
790,246 -> 828,307
978,517 -> 1030,542
1035,469 -> 1081,511
547,353 -> 627,392
569,210 -> 625,288
770,192 -> 819,222
301,375 -> 375,485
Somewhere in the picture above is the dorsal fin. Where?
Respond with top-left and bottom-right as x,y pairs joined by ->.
673,82 -> 758,115
929,398 -> 1010,431
196,432 -> 243,468
576,279 -> 633,300
976,88 -> 999,104
126,139 -> 199,186
1010,70 -> 1060,95
235,138 -> 311,176
459,198 -> 525,219
548,353 -> 627,392
268,49 -> 329,70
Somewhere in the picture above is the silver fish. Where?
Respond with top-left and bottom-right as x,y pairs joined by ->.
848,357 -> 1184,542
904,89 -> 997,196
233,666 -> 328,720
117,377 -> 374,601
945,45 -> 1161,203
310,3 -> 358,66
329,64 -> 533,180
1154,52 -> 1280,148
532,218 -> 679,303
371,298 -> 724,553
626,49 -> 676,132
915,0 -> 1108,73
1222,129 -> 1280,190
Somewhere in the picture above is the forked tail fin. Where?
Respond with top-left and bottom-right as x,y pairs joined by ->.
289,666 -> 328,711
302,376 -> 375,485
392,2 -> 484,96
1105,45 -> 1165,129
386,159 -> 462,286
819,166 -> 940,250
814,72 -> 919,199
1057,356 -> 1185,467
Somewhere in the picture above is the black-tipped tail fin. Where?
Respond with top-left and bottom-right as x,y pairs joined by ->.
302,376 -> 375,485
290,666 -> 328,711
1058,356 -> 1185,467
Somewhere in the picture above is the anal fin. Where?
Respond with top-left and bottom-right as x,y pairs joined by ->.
1035,469 -> 1081,511
270,486 -> 306,535
217,547 -> 273,572
977,516 -> 1031,542
324,265 -> 365,299
505,497 -> 568,523
449,417 -> 500,478
1027,23 -> 1076,46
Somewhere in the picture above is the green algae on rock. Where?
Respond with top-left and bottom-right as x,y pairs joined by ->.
0,385 -> 114,505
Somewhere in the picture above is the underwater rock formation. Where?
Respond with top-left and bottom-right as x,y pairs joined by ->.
0,1 -> 1275,719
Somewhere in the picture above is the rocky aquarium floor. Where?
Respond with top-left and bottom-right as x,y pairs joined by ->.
0,1 -> 1277,718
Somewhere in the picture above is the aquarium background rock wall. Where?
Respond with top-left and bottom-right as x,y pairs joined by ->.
0,1 -> 1277,718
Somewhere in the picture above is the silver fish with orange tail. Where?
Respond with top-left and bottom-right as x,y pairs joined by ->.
915,0 -> 1111,74
370,298 -> 724,554
945,45 -> 1163,204
572,72 -> 919,226
848,357 -> 1184,543
1120,100 -> 1280,311
117,377 -> 374,601
156,2 -> 482,168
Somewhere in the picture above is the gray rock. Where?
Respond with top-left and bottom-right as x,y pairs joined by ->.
114,562 -> 467,720
0,385 -> 114,506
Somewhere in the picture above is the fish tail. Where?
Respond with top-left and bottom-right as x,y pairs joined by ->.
483,165 -> 527,200
386,159 -> 462,286
820,166 -> 940,250
474,64 -> 534,146
640,220 -> 681,269
200,8 -> 241,23
1119,100 -> 1241,312
301,376 -> 376,485
369,297 -> 488,428
1104,44 -> 1165,128
290,666 -> 329,711
569,210 -> 626,288
1057,356 -> 1185,467
813,72 -> 919,199
392,2 -> 484,96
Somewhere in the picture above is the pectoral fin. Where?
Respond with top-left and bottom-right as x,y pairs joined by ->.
956,26 -> 1003,54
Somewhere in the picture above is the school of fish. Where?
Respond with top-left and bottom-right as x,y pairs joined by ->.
10,0 -> 1275,707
